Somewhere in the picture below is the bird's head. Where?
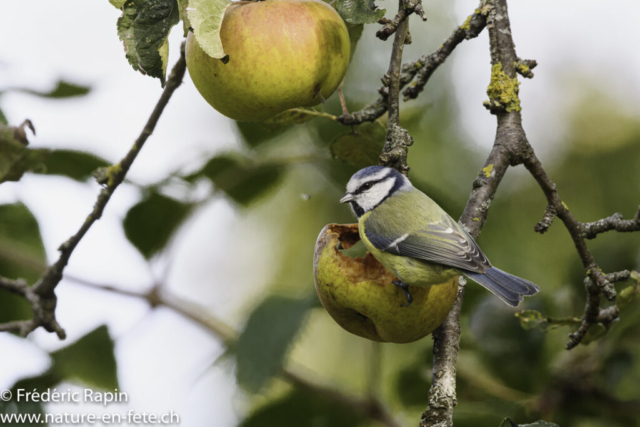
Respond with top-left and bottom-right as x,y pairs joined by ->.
340,166 -> 411,217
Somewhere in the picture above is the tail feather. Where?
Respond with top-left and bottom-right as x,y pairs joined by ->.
464,267 -> 540,307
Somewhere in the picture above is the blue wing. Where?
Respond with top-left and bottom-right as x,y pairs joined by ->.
364,212 -> 491,274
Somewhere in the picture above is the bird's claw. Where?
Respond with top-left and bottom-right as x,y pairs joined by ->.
393,280 -> 413,307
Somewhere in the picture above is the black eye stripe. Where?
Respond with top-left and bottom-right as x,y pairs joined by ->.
354,177 -> 388,194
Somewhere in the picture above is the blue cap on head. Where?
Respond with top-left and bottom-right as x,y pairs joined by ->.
352,166 -> 396,180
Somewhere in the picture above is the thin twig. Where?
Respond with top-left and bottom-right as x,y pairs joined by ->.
0,43 -> 188,339
523,156 -> 618,303
338,0 -> 489,126
376,0 -> 427,41
403,1 -> 490,101
534,204 -> 557,234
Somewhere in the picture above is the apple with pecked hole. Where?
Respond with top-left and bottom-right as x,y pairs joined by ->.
313,224 -> 459,343
186,0 -> 351,122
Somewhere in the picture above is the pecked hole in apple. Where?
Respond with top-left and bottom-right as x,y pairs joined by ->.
327,224 -> 396,286
313,223 -> 459,343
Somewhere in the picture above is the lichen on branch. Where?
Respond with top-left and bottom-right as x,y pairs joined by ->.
484,62 -> 521,113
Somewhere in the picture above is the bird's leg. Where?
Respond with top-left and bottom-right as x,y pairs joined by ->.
392,280 -> 413,306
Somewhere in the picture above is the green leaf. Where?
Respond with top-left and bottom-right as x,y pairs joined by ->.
18,81 -> 91,99
235,121 -> 290,148
499,420 -> 559,427
0,121 -> 48,184
335,0 -> 386,25
235,295 -> 315,393
618,271 -> 640,309
10,326 -> 118,395
185,153 -> 284,206
330,121 -> 385,167
516,310 -> 583,334
51,325 -> 119,390
240,389 -> 366,427
176,0 -> 191,36
0,203 -> 46,282
3,328 -> 116,424
0,203 -> 46,324
110,0 -> 126,8
118,0 -> 180,86
0,143 -> 47,184
188,0 -> 232,59
0,108 -> 7,125
123,192 -> 192,258
515,309 -> 547,331
34,149 -> 110,182
346,23 -> 364,63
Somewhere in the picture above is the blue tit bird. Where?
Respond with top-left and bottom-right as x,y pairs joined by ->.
340,166 -> 540,307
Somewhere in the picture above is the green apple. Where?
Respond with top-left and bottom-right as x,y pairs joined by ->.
313,223 -> 459,344
186,0 -> 351,122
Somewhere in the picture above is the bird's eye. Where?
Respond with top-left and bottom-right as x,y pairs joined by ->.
361,182 -> 373,191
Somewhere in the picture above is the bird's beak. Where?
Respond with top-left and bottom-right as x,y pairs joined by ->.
340,193 -> 354,203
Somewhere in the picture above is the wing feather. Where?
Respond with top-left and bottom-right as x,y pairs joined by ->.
364,211 -> 491,274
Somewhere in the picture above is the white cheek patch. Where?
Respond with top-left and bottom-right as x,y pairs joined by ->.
356,178 -> 396,212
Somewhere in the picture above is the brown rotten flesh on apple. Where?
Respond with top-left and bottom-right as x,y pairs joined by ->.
313,223 -> 459,344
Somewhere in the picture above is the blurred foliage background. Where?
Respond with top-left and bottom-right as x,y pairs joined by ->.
1,0 -> 640,426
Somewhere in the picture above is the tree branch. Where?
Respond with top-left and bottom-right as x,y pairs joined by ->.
422,1 -> 528,424
0,277 -> 60,337
522,155 -> 619,305
379,12 -> 413,174
338,0 -> 489,126
0,43 -> 188,339
376,0 -> 427,41
581,207 -> 640,239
